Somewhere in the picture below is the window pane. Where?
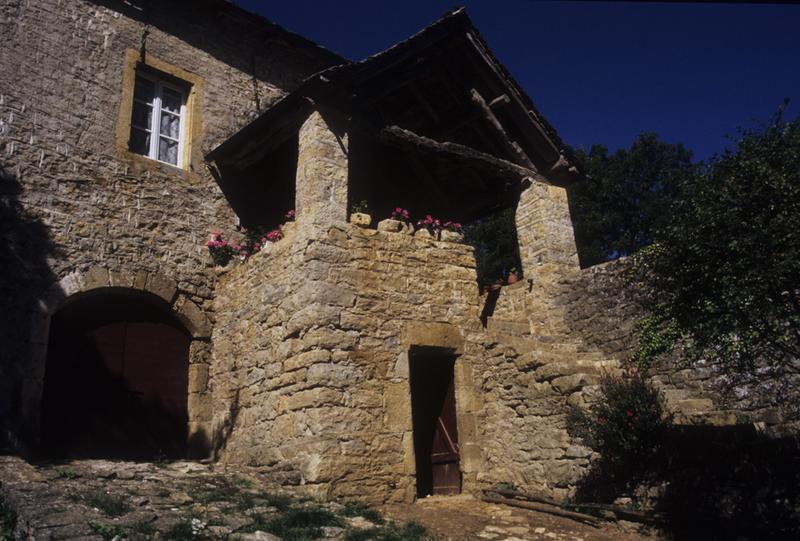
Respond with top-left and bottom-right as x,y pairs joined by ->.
161,87 -> 182,114
158,137 -> 178,165
131,101 -> 152,130
134,76 -> 155,103
159,111 -> 180,139
129,127 -> 150,155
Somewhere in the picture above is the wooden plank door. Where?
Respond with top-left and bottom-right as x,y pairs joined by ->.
409,348 -> 462,497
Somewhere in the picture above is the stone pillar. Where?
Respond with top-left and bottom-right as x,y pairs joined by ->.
515,182 -> 579,283
295,109 -> 349,230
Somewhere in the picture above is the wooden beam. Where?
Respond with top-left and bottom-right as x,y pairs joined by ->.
379,125 -> 547,185
489,94 -> 510,109
470,88 -> 536,170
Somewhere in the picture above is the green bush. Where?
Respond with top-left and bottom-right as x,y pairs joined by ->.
0,496 -> 16,541
567,371 -> 669,464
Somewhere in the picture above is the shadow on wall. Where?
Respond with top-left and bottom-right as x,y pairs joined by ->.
575,424 -> 800,541
0,163 -> 59,452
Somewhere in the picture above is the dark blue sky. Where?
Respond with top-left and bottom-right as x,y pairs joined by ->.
237,0 -> 800,161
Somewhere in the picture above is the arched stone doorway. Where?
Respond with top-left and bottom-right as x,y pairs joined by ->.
40,290 -> 191,459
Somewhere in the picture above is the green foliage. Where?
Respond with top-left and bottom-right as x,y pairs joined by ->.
88,521 -> 126,540
164,517 -> 206,541
569,133 -> 695,266
86,491 -> 131,517
351,199 -> 370,214
464,207 -> 522,285
258,507 -> 342,541
567,371 -> 669,463
339,502 -> 385,524
632,107 -> 800,414
127,518 -> 158,540
344,521 -> 429,541
0,496 -> 16,541
55,467 -> 80,479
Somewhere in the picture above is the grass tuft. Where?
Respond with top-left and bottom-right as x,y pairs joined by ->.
0,496 -> 16,541
339,502 -> 385,524
88,521 -> 125,541
344,521 -> 429,541
86,491 -> 131,517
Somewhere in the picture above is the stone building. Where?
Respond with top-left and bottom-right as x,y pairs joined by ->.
0,0 -> 741,505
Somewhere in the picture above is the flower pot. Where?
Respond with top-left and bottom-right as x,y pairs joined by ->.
439,230 -> 464,243
377,218 -> 404,233
350,212 -> 372,227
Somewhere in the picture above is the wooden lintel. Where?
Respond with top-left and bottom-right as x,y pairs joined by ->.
379,125 -> 546,185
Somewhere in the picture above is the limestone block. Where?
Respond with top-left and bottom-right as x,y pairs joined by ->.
133,270 -> 149,290
145,273 -> 178,304
460,442 -> 483,473
403,321 -> 464,352
377,218 -> 403,233
278,388 -> 344,412
307,363 -> 362,388
349,212 -> 371,227
384,382 -> 412,432
285,349 -> 331,372
551,373 -> 599,395
188,394 -> 212,422
188,364 -> 209,393
108,269 -> 134,288
175,297 -> 211,338
439,230 -> 464,243
414,228 -> 432,240
83,265 -> 110,291
402,431 -> 415,474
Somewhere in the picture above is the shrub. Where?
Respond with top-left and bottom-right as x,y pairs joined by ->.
567,370 -> 669,464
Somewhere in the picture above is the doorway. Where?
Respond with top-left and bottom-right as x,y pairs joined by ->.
408,346 -> 461,497
40,291 -> 190,459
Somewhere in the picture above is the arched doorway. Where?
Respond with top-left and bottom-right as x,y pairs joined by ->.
40,290 -> 191,459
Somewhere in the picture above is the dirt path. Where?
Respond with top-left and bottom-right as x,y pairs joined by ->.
0,456 -> 663,540
383,495 -> 661,541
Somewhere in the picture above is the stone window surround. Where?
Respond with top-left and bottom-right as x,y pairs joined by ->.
115,48 -> 204,176
20,266 -> 213,457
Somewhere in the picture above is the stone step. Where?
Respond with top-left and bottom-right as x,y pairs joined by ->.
512,346 -> 614,370
672,410 -> 740,426
485,318 -> 531,336
669,398 -> 715,415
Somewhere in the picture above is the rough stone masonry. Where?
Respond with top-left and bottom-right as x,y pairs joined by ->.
0,0 -> 777,510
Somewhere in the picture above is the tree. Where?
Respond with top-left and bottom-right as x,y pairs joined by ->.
569,133 -> 695,267
634,108 -> 800,417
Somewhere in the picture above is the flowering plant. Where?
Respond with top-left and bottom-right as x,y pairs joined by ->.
351,199 -> 369,214
416,214 -> 442,234
284,209 -> 296,221
442,221 -> 463,233
206,231 -> 237,266
266,229 -> 283,242
390,207 -> 411,222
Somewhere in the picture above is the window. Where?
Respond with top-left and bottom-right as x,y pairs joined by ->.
129,72 -> 187,167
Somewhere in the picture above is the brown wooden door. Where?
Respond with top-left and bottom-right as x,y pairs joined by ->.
409,347 -> 461,496
41,293 -> 190,459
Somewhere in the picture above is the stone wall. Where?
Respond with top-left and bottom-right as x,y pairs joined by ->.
210,223 -> 483,503
0,0 -> 338,450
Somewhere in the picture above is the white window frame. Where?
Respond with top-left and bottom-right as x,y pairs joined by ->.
130,71 -> 188,168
